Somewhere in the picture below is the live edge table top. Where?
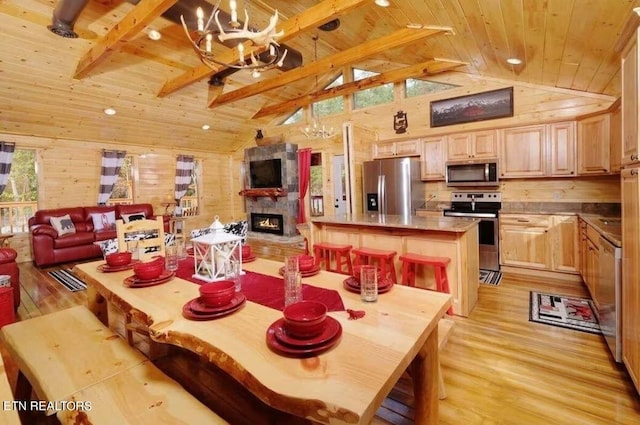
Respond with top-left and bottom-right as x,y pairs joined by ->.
74,258 -> 451,425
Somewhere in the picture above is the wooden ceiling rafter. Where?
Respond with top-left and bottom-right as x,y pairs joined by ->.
208,26 -> 455,109
74,0 -> 179,79
157,0 -> 373,97
253,58 -> 467,119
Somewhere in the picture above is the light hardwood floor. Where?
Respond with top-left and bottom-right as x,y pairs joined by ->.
3,260 -> 640,424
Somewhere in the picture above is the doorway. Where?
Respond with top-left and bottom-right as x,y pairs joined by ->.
332,155 -> 347,215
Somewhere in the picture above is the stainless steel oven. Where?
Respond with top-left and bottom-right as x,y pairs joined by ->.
443,192 -> 501,271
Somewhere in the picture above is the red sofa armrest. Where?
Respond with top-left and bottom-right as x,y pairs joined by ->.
0,247 -> 17,263
31,224 -> 59,238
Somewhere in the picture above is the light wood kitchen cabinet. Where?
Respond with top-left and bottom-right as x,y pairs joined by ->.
446,130 -> 497,161
550,215 -> 579,273
500,214 -> 579,274
610,105 -> 622,173
622,166 -> 640,393
420,137 -> 446,181
373,139 -> 422,158
500,214 -> 551,270
577,114 -> 611,175
621,32 -> 640,166
499,125 -> 547,178
549,121 -> 577,176
583,226 -> 600,299
578,218 -> 588,278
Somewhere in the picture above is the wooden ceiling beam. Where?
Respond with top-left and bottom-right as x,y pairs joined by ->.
252,58 -> 467,119
208,26 -> 454,108
74,0 -> 178,79
157,0 -> 373,98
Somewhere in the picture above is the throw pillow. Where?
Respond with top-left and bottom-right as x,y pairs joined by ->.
97,238 -> 119,256
50,214 -> 76,236
91,211 -> 116,231
121,212 -> 146,223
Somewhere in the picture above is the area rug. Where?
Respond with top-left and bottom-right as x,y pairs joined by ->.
529,292 -> 601,334
479,269 -> 502,286
48,269 -> 87,292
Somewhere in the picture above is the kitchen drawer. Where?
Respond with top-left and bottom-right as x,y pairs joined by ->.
500,214 -> 550,228
587,224 -> 600,244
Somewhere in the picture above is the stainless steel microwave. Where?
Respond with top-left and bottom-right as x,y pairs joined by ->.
446,159 -> 499,187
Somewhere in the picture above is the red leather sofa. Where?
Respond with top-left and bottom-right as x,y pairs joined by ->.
28,204 -> 169,268
0,248 -> 20,309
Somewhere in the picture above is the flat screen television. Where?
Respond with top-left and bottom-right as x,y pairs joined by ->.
249,158 -> 282,188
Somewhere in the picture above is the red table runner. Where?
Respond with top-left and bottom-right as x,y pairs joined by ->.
175,259 -> 345,312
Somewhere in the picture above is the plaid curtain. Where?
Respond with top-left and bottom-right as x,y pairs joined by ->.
97,150 -> 126,205
0,142 -> 16,196
174,154 -> 195,206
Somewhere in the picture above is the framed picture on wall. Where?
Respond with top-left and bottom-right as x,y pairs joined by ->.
430,87 -> 514,128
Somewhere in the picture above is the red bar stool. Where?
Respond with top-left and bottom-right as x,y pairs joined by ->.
352,247 -> 398,283
313,243 -> 353,275
399,253 -> 453,315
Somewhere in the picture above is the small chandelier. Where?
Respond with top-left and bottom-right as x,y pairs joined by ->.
301,36 -> 335,140
181,0 -> 288,74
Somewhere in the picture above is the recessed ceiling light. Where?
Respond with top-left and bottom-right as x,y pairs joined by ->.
103,108 -> 116,116
507,57 -> 522,65
201,124 -> 210,130
375,0 -> 390,7
147,29 -> 161,41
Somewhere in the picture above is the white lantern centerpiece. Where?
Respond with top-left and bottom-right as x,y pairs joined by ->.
191,215 -> 243,282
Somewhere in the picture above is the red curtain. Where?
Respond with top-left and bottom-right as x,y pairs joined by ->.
298,148 -> 312,224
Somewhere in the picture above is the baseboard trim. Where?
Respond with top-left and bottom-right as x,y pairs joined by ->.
500,266 -> 583,282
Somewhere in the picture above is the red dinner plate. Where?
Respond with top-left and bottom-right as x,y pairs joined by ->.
278,265 -> 321,278
182,294 -> 246,320
97,260 -> 140,273
123,270 -> 175,288
242,254 -> 257,263
186,293 -> 246,314
266,318 -> 342,357
272,316 -> 342,348
343,277 -> 394,294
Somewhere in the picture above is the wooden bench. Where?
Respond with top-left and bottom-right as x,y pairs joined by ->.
0,351 -> 21,425
0,305 -> 228,424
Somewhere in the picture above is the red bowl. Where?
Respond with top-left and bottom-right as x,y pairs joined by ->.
199,280 -> 236,307
352,265 -> 382,284
295,255 -> 315,271
105,252 -> 132,267
242,244 -> 252,258
283,301 -> 328,339
133,260 -> 164,280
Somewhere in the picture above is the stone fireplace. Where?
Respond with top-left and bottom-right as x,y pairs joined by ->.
243,143 -> 298,238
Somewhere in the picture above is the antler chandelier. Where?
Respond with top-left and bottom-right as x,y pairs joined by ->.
181,0 -> 288,74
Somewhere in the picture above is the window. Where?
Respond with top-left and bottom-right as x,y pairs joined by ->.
312,74 -> 344,118
405,78 -> 458,98
282,108 -> 303,125
0,149 -> 37,233
180,159 -> 200,216
108,155 -> 134,205
353,68 -> 393,109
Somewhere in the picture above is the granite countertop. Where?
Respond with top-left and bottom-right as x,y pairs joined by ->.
311,214 -> 480,233
579,214 -> 622,247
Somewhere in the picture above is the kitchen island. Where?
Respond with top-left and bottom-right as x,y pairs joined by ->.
310,214 -> 480,316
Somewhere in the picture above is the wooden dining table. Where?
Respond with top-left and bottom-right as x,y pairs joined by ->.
73,257 -> 451,425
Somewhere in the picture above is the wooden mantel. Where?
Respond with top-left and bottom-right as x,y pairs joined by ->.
239,188 -> 288,201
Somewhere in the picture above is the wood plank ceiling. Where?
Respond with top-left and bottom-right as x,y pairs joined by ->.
1,0 -> 638,153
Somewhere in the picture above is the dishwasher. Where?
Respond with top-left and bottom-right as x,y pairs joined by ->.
597,235 -> 622,362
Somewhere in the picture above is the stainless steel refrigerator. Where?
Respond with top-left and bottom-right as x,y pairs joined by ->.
362,157 -> 424,217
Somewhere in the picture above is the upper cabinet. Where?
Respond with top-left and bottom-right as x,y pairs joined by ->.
499,122 -> 576,178
372,139 -> 422,159
622,36 -> 640,166
577,113 -> 611,175
420,137 -> 446,181
446,130 -> 497,161
610,105 -> 622,173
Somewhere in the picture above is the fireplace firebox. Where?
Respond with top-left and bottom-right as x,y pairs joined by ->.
251,213 -> 284,236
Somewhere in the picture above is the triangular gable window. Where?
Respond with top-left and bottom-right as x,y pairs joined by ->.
405,78 -> 458,98
353,68 -> 393,109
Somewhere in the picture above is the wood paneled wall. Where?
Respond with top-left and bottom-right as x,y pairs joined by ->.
1,134 -> 240,263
